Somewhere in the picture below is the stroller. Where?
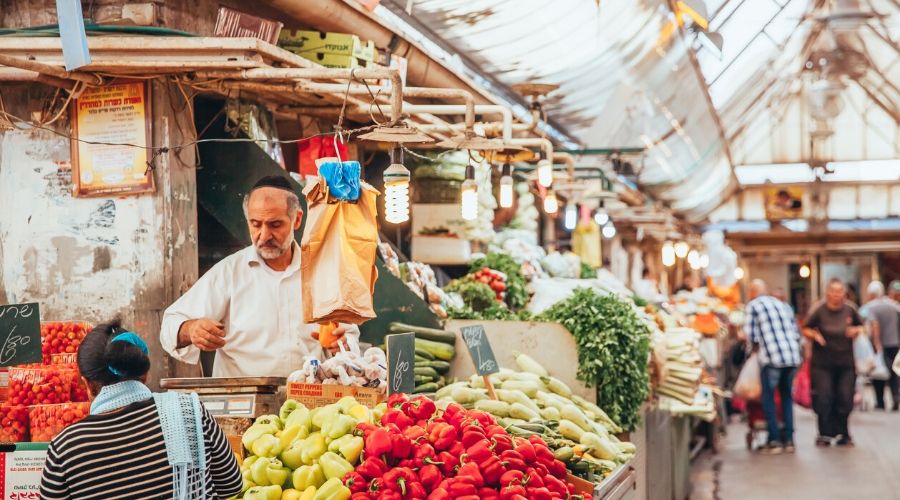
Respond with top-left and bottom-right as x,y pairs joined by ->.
743,392 -> 783,450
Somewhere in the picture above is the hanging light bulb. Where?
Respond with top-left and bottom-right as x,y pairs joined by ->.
662,241 -> 676,267
674,241 -> 689,259
460,163 -> 478,221
543,190 -> 558,214
564,203 -> 577,230
383,147 -> 411,224
699,254 -> 710,269
688,250 -> 701,270
594,210 -> 609,226
799,264 -> 811,278
499,162 -> 514,208
537,151 -> 553,187
734,267 -> 745,280
602,221 -> 617,239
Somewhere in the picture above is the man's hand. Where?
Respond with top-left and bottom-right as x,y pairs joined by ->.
845,326 -> 863,339
813,332 -> 827,346
312,326 -> 349,355
177,319 -> 226,351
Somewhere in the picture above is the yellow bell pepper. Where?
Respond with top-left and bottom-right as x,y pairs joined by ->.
312,478 -> 350,500
299,486 -> 317,500
318,452 -> 354,481
291,464 -> 326,491
347,404 -> 371,424
327,435 -> 364,464
321,414 -> 356,440
281,488 -> 303,500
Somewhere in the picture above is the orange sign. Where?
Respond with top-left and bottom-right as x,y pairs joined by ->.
71,81 -> 153,197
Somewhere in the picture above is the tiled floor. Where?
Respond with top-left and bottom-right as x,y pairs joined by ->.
692,406 -> 900,500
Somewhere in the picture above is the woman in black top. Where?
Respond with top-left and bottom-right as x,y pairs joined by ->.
803,279 -> 865,447
39,321 -> 242,499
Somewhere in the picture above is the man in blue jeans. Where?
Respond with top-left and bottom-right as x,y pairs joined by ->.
745,279 -> 803,454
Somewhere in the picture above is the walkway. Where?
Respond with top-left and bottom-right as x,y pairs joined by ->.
692,406 -> 900,500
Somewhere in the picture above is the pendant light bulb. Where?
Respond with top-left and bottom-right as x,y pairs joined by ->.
688,249 -> 701,270
602,221 -> 616,239
662,241 -> 676,267
674,241 -> 689,259
460,164 -> 478,221
537,159 -> 553,187
564,203 -> 577,230
499,163 -> 514,208
543,190 -> 559,214
799,264 -> 811,278
594,210 -> 609,226
383,147 -> 410,224
700,254 -> 710,269
734,267 -> 745,280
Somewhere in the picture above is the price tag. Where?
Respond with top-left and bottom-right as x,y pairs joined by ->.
386,332 -> 416,395
0,303 -> 41,367
461,325 -> 499,376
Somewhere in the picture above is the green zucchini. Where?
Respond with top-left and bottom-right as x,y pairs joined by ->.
389,322 -> 458,344
415,338 -> 456,361
415,374 -> 437,384
413,383 -> 440,394
425,360 -> 451,374
415,348 -> 435,361
414,366 -> 440,379
415,355 -> 429,363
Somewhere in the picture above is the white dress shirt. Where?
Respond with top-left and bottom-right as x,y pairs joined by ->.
160,243 -> 359,378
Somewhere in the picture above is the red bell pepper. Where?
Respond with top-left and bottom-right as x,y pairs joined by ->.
448,441 -> 465,457
390,433 -> 413,460
403,425 -> 426,443
543,475 -> 569,497
387,392 -> 410,409
478,487 -> 501,500
377,491 -> 402,500
467,410 -> 495,427
406,395 -> 436,421
426,488 -> 449,500
499,484 -> 527,500
485,424 -> 506,439
523,470 -> 545,488
437,451 -> 460,476
344,471 -> 368,493
447,479 -> 478,497
455,496 -> 480,500
479,455 -> 506,486
465,439 -> 493,464
356,422 -> 379,439
383,468 -> 416,495
365,429 -> 393,459
499,450 -> 527,472
527,487 -> 553,500
461,427 -> 487,448
396,458 -> 418,470
414,443 -> 438,462
406,481 -> 427,499
357,457 -> 389,480
499,469 -> 525,487
418,463 -> 443,491
426,421 -> 457,451
546,458 -> 567,478
455,462 -> 485,488
382,408 -> 415,429
350,493 -> 371,500
490,434 -> 513,453
513,438 -> 536,462
369,478 -> 385,495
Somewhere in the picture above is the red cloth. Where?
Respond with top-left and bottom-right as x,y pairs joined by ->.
298,136 -> 348,176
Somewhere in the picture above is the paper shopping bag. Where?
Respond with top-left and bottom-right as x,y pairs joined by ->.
301,178 -> 379,324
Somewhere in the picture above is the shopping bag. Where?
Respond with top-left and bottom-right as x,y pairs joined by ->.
893,350 -> 900,377
301,178 -> 379,324
298,135 -> 348,176
317,159 -> 361,201
853,334 -> 877,375
793,360 -> 812,409
871,351 -> 890,381
733,353 -> 762,401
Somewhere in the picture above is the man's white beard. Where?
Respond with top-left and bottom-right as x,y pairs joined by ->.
256,235 -> 293,260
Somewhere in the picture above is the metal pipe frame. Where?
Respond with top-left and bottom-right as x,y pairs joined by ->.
404,87 -> 475,133
370,104 -> 513,142
509,137 -> 554,164
0,53 -> 101,85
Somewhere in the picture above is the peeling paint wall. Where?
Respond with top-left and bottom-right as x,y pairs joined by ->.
0,82 -> 200,386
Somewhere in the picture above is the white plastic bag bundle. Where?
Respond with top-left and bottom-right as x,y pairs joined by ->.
853,334 -> 877,375
871,351 -> 890,381
734,353 -> 761,401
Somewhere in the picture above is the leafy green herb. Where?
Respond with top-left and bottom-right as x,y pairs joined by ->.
445,278 -> 497,312
469,253 -> 529,309
580,262 -> 595,279
539,288 -> 651,431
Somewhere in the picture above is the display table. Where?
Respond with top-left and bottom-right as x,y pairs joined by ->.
445,319 -> 596,402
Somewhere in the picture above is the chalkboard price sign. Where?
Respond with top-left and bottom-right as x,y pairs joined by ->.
461,325 -> 499,376
386,332 -> 416,395
0,303 -> 42,367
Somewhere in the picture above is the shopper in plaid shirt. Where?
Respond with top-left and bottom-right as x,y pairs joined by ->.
746,279 -> 802,454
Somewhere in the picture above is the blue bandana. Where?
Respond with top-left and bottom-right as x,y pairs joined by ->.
108,332 -> 148,376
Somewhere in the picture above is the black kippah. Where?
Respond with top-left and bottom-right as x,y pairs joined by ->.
250,175 -> 295,194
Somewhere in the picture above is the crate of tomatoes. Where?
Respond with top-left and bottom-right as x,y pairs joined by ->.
0,404 -> 29,443
41,321 -> 91,364
29,402 -> 90,442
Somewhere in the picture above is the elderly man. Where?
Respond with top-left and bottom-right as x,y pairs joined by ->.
160,176 -> 357,377
863,281 -> 900,410
745,279 -> 802,454
803,279 -> 864,447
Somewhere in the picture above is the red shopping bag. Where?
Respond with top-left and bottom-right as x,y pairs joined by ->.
793,360 -> 812,409
298,135 -> 349,176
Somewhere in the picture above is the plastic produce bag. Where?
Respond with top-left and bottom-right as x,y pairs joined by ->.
301,179 -> 379,324
317,159 -> 361,201
853,334 -> 876,375
793,360 -> 812,409
29,402 -> 89,442
8,366 -> 74,407
0,405 -> 29,442
733,353 -> 762,401
871,351 -> 890,381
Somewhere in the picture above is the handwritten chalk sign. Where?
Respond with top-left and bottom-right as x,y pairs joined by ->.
0,303 -> 41,367
461,325 -> 499,376
386,332 -> 415,395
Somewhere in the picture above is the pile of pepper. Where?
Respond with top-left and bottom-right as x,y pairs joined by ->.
344,393 -> 583,500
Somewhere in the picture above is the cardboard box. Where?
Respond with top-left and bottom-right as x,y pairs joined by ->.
297,52 -> 372,69
214,7 -> 282,45
567,473 -> 597,497
287,383 -> 384,408
279,30 -> 376,62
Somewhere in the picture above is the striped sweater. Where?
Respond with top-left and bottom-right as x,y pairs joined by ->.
40,399 -> 242,499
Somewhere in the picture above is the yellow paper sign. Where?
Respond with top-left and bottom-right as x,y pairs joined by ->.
71,81 -> 153,197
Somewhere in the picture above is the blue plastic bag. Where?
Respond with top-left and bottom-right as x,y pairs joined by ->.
317,160 -> 361,201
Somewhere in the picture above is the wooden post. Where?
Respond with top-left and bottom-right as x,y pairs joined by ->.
484,376 -> 498,401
